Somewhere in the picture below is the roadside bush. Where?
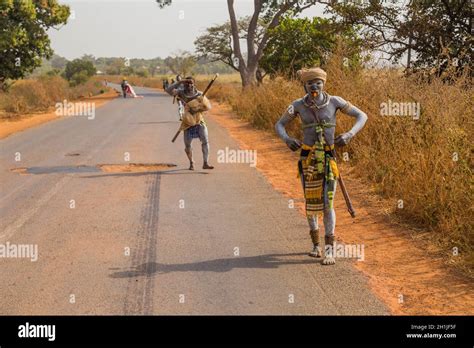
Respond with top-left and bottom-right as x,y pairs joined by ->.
64,59 -> 96,86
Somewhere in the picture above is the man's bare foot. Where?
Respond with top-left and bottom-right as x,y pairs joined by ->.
189,163 -> 194,171
309,229 -> 321,257
323,235 -> 336,265
322,256 -> 336,265
309,245 -> 322,258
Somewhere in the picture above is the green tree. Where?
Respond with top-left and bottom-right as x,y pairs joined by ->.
80,54 -> 96,63
165,51 -> 196,77
0,0 -> 70,91
64,59 -> 96,86
135,67 -> 149,78
105,58 -> 126,75
50,54 -> 69,70
260,17 -> 362,79
195,21 -> 236,71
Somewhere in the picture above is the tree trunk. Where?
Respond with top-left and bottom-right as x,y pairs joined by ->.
241,70 -> 259,87
240,61 -> 258,88
256,69 -> 264,85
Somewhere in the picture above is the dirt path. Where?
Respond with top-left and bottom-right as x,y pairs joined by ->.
0,89 -> 119,139
208,102 -> 474,315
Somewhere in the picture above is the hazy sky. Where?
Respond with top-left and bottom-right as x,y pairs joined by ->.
48,0 -> 327,60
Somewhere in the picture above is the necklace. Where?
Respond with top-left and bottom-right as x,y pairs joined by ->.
305,92 -> 330,109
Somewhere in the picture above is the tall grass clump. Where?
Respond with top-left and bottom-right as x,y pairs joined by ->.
0,76 -> 109,117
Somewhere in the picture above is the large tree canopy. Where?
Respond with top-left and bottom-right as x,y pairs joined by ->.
328,0 -> 472,76
260,17 -> 362,79
0,0 -> 70,90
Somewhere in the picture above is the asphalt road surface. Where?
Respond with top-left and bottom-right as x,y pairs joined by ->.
0,85 -> 389,315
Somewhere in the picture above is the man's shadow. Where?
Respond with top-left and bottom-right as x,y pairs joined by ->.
110,252 -> 321,278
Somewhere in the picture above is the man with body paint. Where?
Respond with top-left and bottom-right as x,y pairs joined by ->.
275,67 -> 367,265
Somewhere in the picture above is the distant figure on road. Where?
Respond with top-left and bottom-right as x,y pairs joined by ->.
166,76 -> 214,171
121,78 -> 142,99
120,78 -> 129,98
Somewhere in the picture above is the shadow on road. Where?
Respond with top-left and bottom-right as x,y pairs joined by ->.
130,121 -> 179,125
82,169 -> 209,179
134,93 -> 168,98
109,252 -> 322,278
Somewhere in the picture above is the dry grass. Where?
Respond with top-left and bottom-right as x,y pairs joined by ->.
209,56 -> 473,276
0,76 -> 108,118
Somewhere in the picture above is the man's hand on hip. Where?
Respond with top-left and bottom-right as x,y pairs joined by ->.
286,138 -> 302,151
335,132 -> 353,147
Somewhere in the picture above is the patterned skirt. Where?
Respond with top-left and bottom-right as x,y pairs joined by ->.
299,144 -> 338,217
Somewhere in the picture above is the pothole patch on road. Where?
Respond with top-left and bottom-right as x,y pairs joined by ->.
98,163 -> 177,173
10,163 -> 177,175
10,167 -> 29,175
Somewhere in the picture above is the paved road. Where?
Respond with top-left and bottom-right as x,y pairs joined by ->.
0,85 -> 389,315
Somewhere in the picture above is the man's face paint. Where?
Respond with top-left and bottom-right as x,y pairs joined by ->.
184,80 -> 195,93
305,79 -> 324,97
